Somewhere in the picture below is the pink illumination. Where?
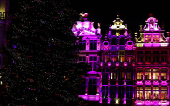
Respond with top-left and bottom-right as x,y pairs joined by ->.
124,62 -> 127,66
126,45 -> 133,50
132,62 -> 135,66
108,98 -> 110,104
145,80 -> 151,85
108,62 -> 111,66
78,95 -> 100,101
100,62 -> 103,66
144,43 -> 152,47
87,71 -> 98,74
124,100 -> 126,104
135,100 -> 169,105
153,81 -> 159,85
116,62 -> 119,66
161,80 -> 168,85
137,81 -> 143,85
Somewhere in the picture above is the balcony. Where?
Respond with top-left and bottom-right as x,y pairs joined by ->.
111,45 -> 117,50
137,81 -> 143,85
78,94 -> 100,101
153,80 -> 159,85
135,100 -> 169,105
145,80 -> 151,85
161,80 -> 168,85
119,45 -> 125,50
136,43 -> 169,47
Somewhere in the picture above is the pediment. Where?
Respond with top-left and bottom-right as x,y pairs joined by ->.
79,29 -> 96,36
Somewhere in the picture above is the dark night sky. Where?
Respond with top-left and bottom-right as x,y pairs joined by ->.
71,1 -> 170,37
9,0 -> 170,37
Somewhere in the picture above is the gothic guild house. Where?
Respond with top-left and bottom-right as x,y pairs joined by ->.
72,13 -> 170,106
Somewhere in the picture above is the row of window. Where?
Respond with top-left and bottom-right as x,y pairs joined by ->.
137,51 -> 167,54
78,38 -> 127,50
137,72 -> 166,80
145,35 -> 159,43
79,56 -> 134,62
137,86 -> 167,99
102,72 -> 133,80
137,55 -> 168,62
80,55 -> 168,63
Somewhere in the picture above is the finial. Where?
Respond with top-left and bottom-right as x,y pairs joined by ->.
117,13 -> 120,18
79,12 -> 88,18
79,12 -> 84,17
98,23 -> 100,28
135,32 -> 137,36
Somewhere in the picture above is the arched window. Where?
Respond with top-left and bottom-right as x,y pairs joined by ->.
111,37 -> 117,45
119,37 -> 125,45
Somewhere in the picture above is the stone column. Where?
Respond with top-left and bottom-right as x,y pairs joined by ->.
151,68 -> 153,99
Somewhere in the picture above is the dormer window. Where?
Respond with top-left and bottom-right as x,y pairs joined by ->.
153,35 -> 159,43
145,35 -> 151,43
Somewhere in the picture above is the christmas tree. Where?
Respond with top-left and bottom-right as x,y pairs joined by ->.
2,0 -> 89,105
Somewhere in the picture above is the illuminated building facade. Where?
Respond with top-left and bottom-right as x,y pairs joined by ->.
72,13 -> 170,106
135,16 -> 170,106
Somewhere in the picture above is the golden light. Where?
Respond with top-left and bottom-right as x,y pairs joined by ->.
0,0 -> 5,13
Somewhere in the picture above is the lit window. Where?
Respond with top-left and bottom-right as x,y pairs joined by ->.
145,72 -> 151,80
119,56 -> 125,62
153,87 -> 159,99
145,91 -> 151,99
161,91 -> 167,99
153,69 -> 159,80
114,56 -> 118,62
137,87 -> 143,99
111,73 -> 116,80
145,35 -> 151,43
137,68 -> 143,80
161,73 -> 167,80
153,35 -> 159,43
103,56 -> 109,62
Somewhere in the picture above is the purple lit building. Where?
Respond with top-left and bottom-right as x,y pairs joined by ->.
72,13 -> 170,106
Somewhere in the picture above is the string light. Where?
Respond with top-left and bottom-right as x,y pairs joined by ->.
3,0 -> 89,106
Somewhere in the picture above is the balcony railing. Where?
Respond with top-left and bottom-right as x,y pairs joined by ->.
119,45 -> 125,50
